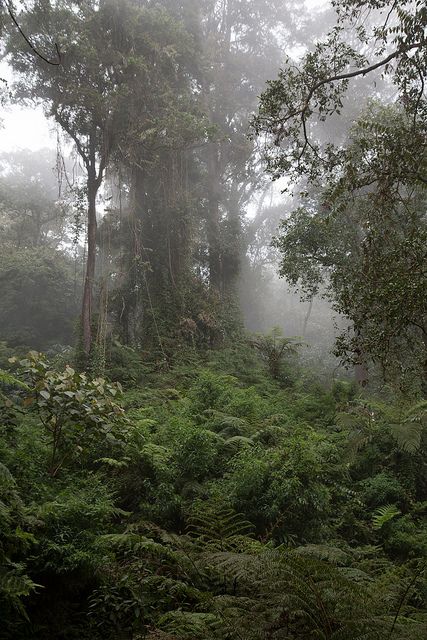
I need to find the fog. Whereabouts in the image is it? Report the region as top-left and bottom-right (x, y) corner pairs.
(2, 2), (427, 636)
(0, 0), (421, 385)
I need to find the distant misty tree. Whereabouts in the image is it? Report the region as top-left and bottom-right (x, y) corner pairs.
(0, 247), (79, 348)
(0, 149), (69, 249)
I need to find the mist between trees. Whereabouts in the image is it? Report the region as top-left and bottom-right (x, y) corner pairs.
(1, 1), (427, 639)
(0, 0), (346, 371)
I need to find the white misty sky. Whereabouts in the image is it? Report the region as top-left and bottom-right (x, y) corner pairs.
(0, 0), (329, 153)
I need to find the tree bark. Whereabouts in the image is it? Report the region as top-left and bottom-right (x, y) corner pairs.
(81, 173), (97, 356)
(302, 298), (313, 337)
(206, 142), (222, 291)
(421, 329), (427, 396)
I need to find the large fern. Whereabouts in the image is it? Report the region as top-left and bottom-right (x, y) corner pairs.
(203, 547), (424, 640)
(0, 563), (38, 617)
(187, 503), (253, 552)
(0, 464), (38, 620)
(390, 401), (427, 453)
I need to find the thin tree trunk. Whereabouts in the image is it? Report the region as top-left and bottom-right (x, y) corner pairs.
(302, 298), (313, 336)
(128, 167), (145, 346)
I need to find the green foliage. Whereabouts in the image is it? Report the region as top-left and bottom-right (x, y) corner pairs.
(187, 370), (236, 416)
(8, 351), (127, 476)
(206, 547), (426, 640)
(253, 0), (427, 391)
(0, 463), (38, 621)
(253, 1), (426, 183)
(1, 344), (427, 637)
(3, 0), (427, 637)
(222, 428), (338, 542)
(391, 401), (427, 453)
(104, 341), (148, 386)
(360, 474), (405, 509)
(0, 148), (72, 250)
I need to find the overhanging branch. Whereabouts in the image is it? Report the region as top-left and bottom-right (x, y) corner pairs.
(5, 0), (61, 66)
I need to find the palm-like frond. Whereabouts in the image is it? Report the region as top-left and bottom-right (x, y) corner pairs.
(372, 505), (401, 530)
(390, 401), (427, 453)
(187, 504), (253, 551)
(0, 369), (30, 391)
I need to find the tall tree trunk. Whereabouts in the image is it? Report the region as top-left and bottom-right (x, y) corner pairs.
(354, 362), (369, 387)
(127, 166), (145, 346)
(421, 329), (427, 396)
(353, 328), (369, 387)
(206, 142), (222, 291)
(222, 197), (242, 297)
(81, 173), (97, 357)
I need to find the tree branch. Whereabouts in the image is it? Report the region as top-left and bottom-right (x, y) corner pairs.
(302, 41), (425, 114)
(5, 0), (62, 66)
(55, 110), (89, 169)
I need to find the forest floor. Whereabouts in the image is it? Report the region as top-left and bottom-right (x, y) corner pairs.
(1, 343), (427, 638)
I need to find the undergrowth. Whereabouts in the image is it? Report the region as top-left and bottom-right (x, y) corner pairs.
(1, 345), (427, 638)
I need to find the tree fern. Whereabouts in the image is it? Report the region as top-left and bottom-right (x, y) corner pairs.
(157, 611), (220, 639)
(219, 435), (254, 453)
(0, 463), (38, 620)
(187, 503), (253, 551)
(0, 564), (38, 600)
(390, 421), (423, 453)
(98, 532), (183, 565)
(206, 548), (401, 639)
(204, 410), (248, 433)
(293, 543), (350, 565)
(390, 401), (427, 453)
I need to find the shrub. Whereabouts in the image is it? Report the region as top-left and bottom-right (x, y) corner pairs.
(8, 352), (128, 476)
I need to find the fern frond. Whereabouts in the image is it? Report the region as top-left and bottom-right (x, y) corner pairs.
(391, 422), (423, 453)
(0, 568), (37, 599)
(204, 410), (248, 435)
(98, 533), (182, 564)
(335, 412), (364, 429)
(403, 400), (427, 421)
(158, 611), (219, 638)
(372, 505), (401, 530)
(207, 548), (383, 639)
(0, 369), (30, 391)
(0, 462), (16, 489)
(221, 435), (254, 451)
(187, 505), (253, 551)
(390, 401), (427, 453)
(293, 543), (350, 565)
